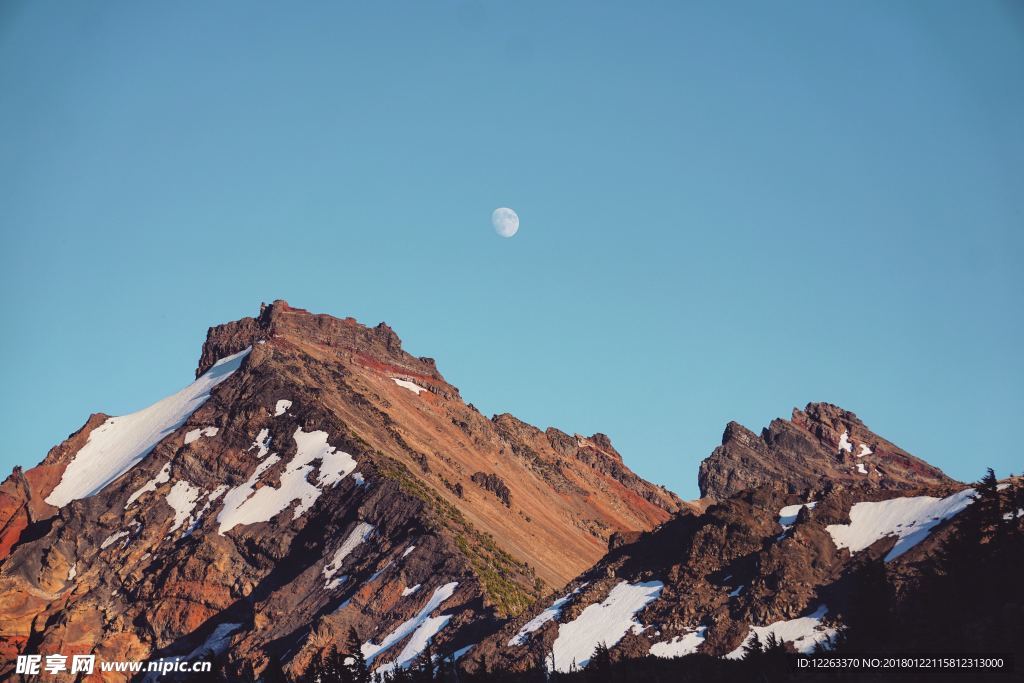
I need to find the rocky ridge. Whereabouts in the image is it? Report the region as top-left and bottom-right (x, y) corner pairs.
(472, 405), (970, 673)
(0, 301), (981, 682)
(0, 301), (681, 680)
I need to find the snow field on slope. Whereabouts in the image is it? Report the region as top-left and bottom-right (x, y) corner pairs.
(45, 348), (251, 507)
(125, 462), (171, 508)
(549, 580), (663, 672)
(184, 426), (218, 445)
(725, 605), (834, 658)
(217, 427), (357, 534)
(392, 378), (427, 395)
(649, 626), (707, 658)
(324, 522), (375, 589)
(508, 583), (589, 647)
(826, 488), (977, 562)
(165, 480), (202, 532)
(249, 428), (272, 458)
(362, 582), (460, 670)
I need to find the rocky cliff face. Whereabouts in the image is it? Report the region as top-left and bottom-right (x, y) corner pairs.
(0, 301), (681, 681)
(473, 484), (972, 673)
(473, 406), (971, 673)
(697, 402), (954, 501)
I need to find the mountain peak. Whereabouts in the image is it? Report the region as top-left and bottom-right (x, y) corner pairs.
(0, 302), (685, 678)
(195, 301), (434, 383)
(698, 402), (954, 499)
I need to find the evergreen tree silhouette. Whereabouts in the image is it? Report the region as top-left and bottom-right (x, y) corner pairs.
(1013, 481), (1024, 534)
(262, 653), (290, 683)
(742, 631), (763, 660)
(841, 559), (893, 650)
(343, 627), (371, 683)
(970, 467), (1003, 541)
(411, 641), (436, 682)
(585, 641), (612, 678)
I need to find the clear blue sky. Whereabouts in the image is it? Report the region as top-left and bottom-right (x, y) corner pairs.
(2, 1), (1022, 498)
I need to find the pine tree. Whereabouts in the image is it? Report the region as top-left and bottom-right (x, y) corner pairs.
(412, 642), (435, 683)
(763, 632), (784, 653)
(1012, 481), (1024, 535)
(742, 631), (763, 660)
(302, 651), (327, 683)
(322, 646), (347, 682)
(840, 559), (893, 650)
(585, 641), (612, 676)
(262, 653), (290, 683)
(343, 627), (371, 683)
(972, 468), (1003, 540)
(435, 654), (459, 683)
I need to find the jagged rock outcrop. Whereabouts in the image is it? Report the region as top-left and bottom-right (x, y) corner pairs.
(470, 472), (512, 508)
(697, 402), (954, 500)
(473, 405), (974, 674)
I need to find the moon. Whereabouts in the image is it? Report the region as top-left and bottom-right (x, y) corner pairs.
(492, 207), (519, 238)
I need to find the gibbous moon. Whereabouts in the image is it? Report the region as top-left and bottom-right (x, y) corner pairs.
(492, 207), (519, 238)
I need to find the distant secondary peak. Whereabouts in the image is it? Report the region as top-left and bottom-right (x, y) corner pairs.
(697, 402), (954, 500)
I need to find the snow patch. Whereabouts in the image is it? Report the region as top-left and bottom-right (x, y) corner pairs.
(193, 622), (241, 658)
(725, 605), (834, 658)
(184, 427), (218, 445)
(779, 502), (817, 530)
(857, 463), (868, 475)
(294, 428), (358, 487)
(216, 455), (280, 534)
(101, 530), (129, 550)
(826, 488), (978, 562)
(402, 545), (416, 558)
(650, 627), (707, 659)
(857, 444), (872, 458)
(352, 472), (365, 486)
(452, 644), (475, 661)
(46, 349), (250, 507)
(217, 428), (357, 534)
(249, 429), (272, 458)
(729, 585), (744, 597)
(838, 431), (853, 453)
(142, 622), (242, 682)
(165, 480), (202, 533)
(508, 583), (589, 647)
(368, 562), (392, 584)
(362, 582), (459, 670)
(186, 485), (228, 535)
(67, 563), (77, 581)
(274, 400), (292, 417)
(549, 580), (663, 672)
(324, 522), (375, 589)
(402, 584), (421, 597)
(392, 378), (427, 395)
(125, 462), (171, 508)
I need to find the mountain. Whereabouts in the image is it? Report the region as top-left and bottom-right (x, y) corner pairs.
(2, 301), (1011, 682)
(697, 402), (953, 500)
(0, 301), (680, 680)
(470, 405), (977, 674)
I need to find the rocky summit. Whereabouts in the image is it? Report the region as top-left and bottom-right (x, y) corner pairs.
(0, 301), (1010, 683)
(697, 402), (953, 501)
(0, 301), (681, 680)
